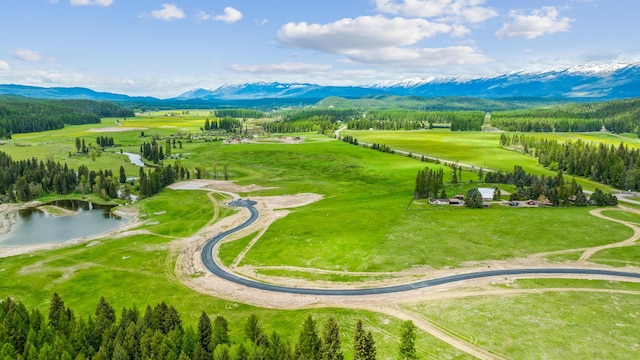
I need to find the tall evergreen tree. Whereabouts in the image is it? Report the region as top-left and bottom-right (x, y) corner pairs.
(212, 315), (230, 350)
(295, 315), (322, 360)
(198, 311), (212, 352)
(244, 314), (263, 345)
(266, 332), (287, 360)
(398, 321), (417, 360)
(118, 166), (127, 184)
(321, 317), (343, 360)
(48, 293), (65, 330)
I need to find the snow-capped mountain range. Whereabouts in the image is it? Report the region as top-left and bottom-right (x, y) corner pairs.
(1, 62), (639, 102)
(173, 62), (640, 101)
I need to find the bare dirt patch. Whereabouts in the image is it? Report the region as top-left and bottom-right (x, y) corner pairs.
(168, 179), (277, 194)
(87, 127), (147, 133)
(38, 205), (77, 217)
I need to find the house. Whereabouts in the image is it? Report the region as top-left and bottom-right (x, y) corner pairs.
(429, 199), (450, 205)
(478, 188), (495, 201)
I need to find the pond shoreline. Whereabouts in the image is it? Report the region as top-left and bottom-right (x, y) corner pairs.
(0, 201), (141, 259)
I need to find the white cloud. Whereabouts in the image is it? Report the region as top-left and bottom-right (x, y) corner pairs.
(150, 4), (185, 21)
(215, 7), (243, 23)
(69, 0), (113, 6)
(496, 6), (574, 39)
(344, 46), (489, 66)
(196, 7), (243, 23)
(229, 62), (332, 74)
(277, 15), (487, 67)
(14, 49), (43, 62)
(278, 16), (453, 53)
(0, 61), (9, 71)
(374, 0), (497, 23)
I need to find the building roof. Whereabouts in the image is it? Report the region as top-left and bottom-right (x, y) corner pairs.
(478, 188), (495, 200)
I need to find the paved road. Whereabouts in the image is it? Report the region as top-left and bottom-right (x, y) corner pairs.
(201, 200), (640, 296)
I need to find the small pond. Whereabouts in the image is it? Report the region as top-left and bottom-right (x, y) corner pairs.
(0, 200), (127, 247)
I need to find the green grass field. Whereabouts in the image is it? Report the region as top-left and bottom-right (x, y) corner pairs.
(2, 112), (640, 358)
(408, 289), (640, 359)
(341, 129), (613, 191)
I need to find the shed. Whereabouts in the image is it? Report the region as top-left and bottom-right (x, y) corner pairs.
(478, 188), (495, 201)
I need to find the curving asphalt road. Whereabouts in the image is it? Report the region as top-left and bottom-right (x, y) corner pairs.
(201, 200), (640, 296)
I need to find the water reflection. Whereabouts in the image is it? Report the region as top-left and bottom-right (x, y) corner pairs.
(0, 200), (126, 246)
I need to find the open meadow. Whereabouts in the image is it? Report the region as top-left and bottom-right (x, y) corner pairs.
(1, 111), (640, 358)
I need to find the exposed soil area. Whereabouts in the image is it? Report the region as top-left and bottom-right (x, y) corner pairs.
(87, 127), (147, 133)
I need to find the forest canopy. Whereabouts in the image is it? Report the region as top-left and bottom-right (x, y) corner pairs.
(0, 97), (134, 138)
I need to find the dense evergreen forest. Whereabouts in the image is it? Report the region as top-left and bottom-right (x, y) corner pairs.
(260, 96), (640, 134)
(345, 110), (484, 131)
(0, 294), (421, 360)
(502, 133), (640, 191)
(490, 97), (640, 134)
(0, 97), (134, 138)
(0, 148), (184, 203)
(203, 117), (243, 132)
(0, 150), (123, 202)
(317, 95), (564, 111)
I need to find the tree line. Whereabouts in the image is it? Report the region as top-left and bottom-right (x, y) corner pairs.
(345, 110), (484, 131)
(203, 118), (243, 132)
(213, 109), (264, 119)
(484, 166), (594, 206)
(414, 167), (445, 199)
(96, 136), (115, 148)
(490, 97), (640, 134)
(0, 151), (123, 202)
(0, 98), (133, 138)
(261, 117), (334, 134)
(141, 141), (166, 165)
(0, 294), (420, 360)
(501, 133), (640, 190)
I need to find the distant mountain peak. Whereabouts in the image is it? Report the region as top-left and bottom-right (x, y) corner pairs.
(1, 62), (639, 102)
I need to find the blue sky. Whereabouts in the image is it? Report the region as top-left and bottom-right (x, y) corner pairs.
(0, 0), (638, 97)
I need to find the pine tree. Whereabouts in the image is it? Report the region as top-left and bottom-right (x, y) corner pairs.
(295, 315), (322, 360)
(212, 315), (230, 350)
(363, 332), (376, 360)
(48, 293), (65, 329)
(119, 166), (127, 184)
(244, 314), (263, 345)
(198, 311), (212, 351)
(233, 343), (248, 360)
(465, 188), (483, 208)
(266, 332), (287, 360)
(321, 317), (343, 360)
(353, 320), (367, 360)
(398, 321), (417, 360)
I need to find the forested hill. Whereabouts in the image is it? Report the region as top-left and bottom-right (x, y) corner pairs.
(316, 95), (568, 111)
(0, 97), (134, 138)
(491, 97), (640, 133)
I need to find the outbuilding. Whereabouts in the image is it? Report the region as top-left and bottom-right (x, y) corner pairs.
(478, 188), (495, 201)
